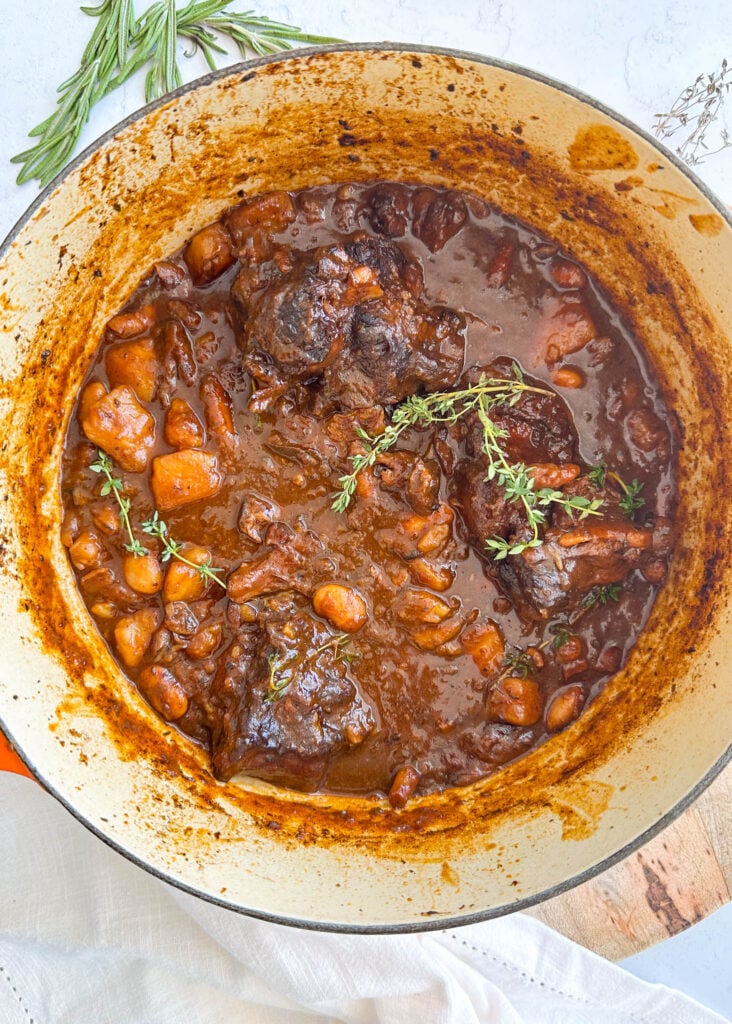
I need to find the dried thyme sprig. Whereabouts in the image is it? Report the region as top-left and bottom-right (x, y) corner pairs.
(653, 58), (731, 166)
(332, 370), (603, 559)
(89, 449), (148, 556)
(141, 510), (226, 588)
(11, 0), (342, 187)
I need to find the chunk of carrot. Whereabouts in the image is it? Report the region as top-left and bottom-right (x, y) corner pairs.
(150, 449), (221, 511)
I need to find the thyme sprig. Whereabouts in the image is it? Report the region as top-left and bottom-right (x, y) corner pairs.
(332, 371), (603, 559)
(265, 653), (289, 703)
(588, 461), (645, 518)
(89, 449), (147, 556)
(500, 582), (623, 678)
(141, 510), (226, 588)
(653, 58), (731, 167)
(265, 633), (359, 703)
(11, 0), (341, 187)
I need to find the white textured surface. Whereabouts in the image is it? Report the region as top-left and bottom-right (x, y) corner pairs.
(0, 1), (730, 1019)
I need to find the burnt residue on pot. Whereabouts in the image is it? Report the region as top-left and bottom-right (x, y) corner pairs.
(568, 124), (639, 172)
(689, 212), (724, 236)
(2, 49), (732, 914)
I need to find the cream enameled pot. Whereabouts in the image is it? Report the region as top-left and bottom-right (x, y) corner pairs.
(1, 46), (731, 930)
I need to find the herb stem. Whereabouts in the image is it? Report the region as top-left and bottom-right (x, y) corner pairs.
(11, 0), (343, 187)
(89, 449), (147, 556)
(332, 371), (603, 559)
(141, 511), (226, 588)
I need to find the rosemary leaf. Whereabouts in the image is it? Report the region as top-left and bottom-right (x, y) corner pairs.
(11, 0), (343, 188)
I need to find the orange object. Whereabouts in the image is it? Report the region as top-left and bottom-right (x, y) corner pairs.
(0, 730), (33, 778)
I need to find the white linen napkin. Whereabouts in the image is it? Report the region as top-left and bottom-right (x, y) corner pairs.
(1, 774), (727, 1024)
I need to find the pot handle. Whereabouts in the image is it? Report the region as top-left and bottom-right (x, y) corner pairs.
(0, 730), (34, 779)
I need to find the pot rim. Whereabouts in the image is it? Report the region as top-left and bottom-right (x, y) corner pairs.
(2, 42), (731, 934)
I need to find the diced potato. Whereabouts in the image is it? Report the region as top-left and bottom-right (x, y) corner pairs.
(164, 398), (205, 449)
(411, 616), (465, 651)
(106, 304), (154, 337)
(79, 381), (107, 422)
(408, 558), (454, 591)
(551, 366), (586, 389)
(462, 620), (505, 675)
(224, 191), (296, 245)
(528, 463), (581, 490)
(105, 336), (159, 402)
(395, 589), (452, 626)
(200, 374), (236, 442)
(122, 551), (163, 595)
(388, 765), (420, 808)
(487, 676), (543, 726)
(91, 504), (120, 535)
(150, 449), (221, 511)
(60, 511), (79, 548)
(113, 607), (160, 668)
(162, 545), (212, 603)
(537, 298), (597, 365)
(137, 664), (189, 721)
(546, 684), (585, 732)
(80, 385), (156, 473)
(68, 530), (106, 571)
(183, 223), (234, 285)
(312, 584), (367, 633)
(187, 622), (223, 661)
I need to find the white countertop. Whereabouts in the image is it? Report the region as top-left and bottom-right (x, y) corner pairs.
(1, 1), (730, 1018)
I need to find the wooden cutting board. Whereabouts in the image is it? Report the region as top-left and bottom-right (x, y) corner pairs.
(527, 762), (732, 959)
(1, 729), (729, 957)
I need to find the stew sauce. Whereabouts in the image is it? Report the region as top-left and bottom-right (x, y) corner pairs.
(60, 182), (676, 806)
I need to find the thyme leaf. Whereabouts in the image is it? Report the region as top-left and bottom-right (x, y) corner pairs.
(265, 653), (290, 703)
(501, 649), (535, 679)
(653, 58), (731, 166)
(331, 371), (603, 559)
(89, 448), (147, 556)
(141, 510), (226, 588)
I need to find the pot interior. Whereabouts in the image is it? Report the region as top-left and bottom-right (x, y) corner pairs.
(1, 46), (731, 929)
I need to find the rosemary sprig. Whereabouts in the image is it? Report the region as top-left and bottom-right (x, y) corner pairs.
(12, 0), (136, 187)
(89, 449), (148, 556)
(331, 371), (602, 559)
(141, 510), (226, 588)
(653, 58), (731, 166)
(12, 0), (342, 187)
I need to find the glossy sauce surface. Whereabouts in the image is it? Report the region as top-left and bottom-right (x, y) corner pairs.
(60, 182), (676, 805)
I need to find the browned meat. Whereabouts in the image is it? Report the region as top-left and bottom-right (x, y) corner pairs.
(232, 235), (465, 410)
(412, 188), (468, 253)
(227, 521), (325, 603)
(450, 363), (580, 557)
(483, 476), (658, 617)
(364, 183), (410, 238)
(209, 616), (374, 787)
(371, 451), (441, 515)
(237, 493), (281, 545)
